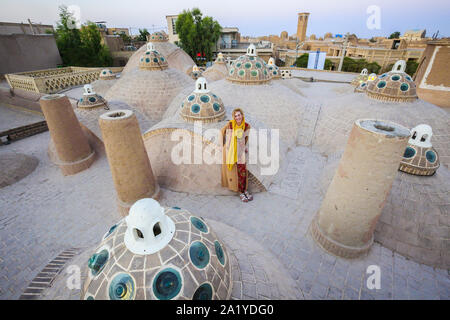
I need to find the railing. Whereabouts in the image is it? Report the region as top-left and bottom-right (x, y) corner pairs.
(6, 67), (101, 94)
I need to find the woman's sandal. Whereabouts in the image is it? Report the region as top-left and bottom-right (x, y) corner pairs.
(240, 193), (248, 202)
(244, 191), (253, 201)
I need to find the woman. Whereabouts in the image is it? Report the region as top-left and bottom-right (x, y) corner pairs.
(221, 108), (253, 202)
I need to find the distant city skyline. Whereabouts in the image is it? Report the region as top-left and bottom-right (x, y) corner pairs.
(1, 0), (449, 39)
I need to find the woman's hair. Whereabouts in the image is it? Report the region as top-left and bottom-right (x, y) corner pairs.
(232, 108), (244, 120)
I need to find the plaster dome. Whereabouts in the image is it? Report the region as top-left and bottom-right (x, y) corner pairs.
(350, 68), (368, 87)
(227, 44), (272, 85)
(202, 53), (229, 82)
(399, 124), (440, 176)
(122, 37), (195, 75)
(90, 69), (118, 96)
(81, 198), (232, 300)
(105, 45), (193, 121)
(366, 60), (418, 102)
(99, 69), (116, 80)
(267, 57), (281, 79)
(180, 77), (225, 123)
(189, 65), (202, 80)
(354, 81), (368, 93)
(77, 84), (108, 109)
(138, 43), (169, 70)
(147, 31), (168, 42)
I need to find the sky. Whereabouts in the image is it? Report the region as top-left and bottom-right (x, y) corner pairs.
(1, 0), (449, 38)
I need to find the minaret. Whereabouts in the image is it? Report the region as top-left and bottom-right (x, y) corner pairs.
(297, 13), (310, 42)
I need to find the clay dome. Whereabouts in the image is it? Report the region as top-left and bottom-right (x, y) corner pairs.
(99, 69), (116, 80)
(366, 60), (418, 102)
(90, 70), (118, 96)
(105, 46), (193, 121)
(267, 57), (281, 79)
(81, 198), (232, 300)
(138, 43), (169, 70)
(399, 124), (440, 176)
(350, 69), (368, 87)
(214, 52), (226, 64)
(227, 44), (272, 85)
(354, 81), (368, 93)
(202, 53), (229, 82)
(147, 31), (168, 42)
(180, 78), (225, 123)
(189, 65), (202, 80)
(78, 84), (108, 109)
(122, 40), (195, 75)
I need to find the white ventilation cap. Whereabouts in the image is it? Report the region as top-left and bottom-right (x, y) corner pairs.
(409, 124), (433, 148)
(194, 77), (209, 93)
(124, 198), (175, 255)
(83, 84), (96, 95)
(146, 42), (156, 52)
(392, 60), (406, 73)
(246, 43), (257, 56)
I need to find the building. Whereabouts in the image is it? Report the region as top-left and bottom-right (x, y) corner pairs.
(296, 13), (310, 42)
(401, 29), (426, 41)
(166, 15), (179, 43)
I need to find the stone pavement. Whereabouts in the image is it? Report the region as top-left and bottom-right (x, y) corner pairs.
(0, 128), (449, 300)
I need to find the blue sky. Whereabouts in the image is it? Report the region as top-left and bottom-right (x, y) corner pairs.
(1, 0), (449, 38)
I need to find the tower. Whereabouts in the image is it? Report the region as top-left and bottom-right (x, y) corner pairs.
(296, 12), (310, 42)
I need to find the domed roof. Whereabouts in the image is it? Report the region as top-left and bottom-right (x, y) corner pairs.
(99, 69), (116, 80)
(202, 54), (229, 82)
(350, 69), (368, 87)
(399, 124), (440, 176)
(267, 57), (281, 79)
(105, 50), (193, 120)
(180, 78), (225, 123)
(78, 84), (108, 109)
(214, 52), (226, 64)
(81, 199), (232, 300)
(366, 60), (418, 102)
(354, 81), (368, 93)
(122, 42), (195, 75)
(227, 44), (272, 85)
(189, 65), (202, 80)
(147, 31), (168, 42)
(139, 43), (169, 70)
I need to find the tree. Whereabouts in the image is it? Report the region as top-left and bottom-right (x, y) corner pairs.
(294, 53), (333, 70)
(119, 32), (132, 44)
(342, 57), (381, 74)
(53, 5), (112, 67)
(136, 28), (149, 42)
(389, 31), (401, 39)
(175, 8), (221, 64)
(384, 60), (419, 76)
(79, 23), (112, 67)
(369, 37), (377, 43)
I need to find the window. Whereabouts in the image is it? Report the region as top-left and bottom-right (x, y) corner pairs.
(172, 18), (177, 35)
